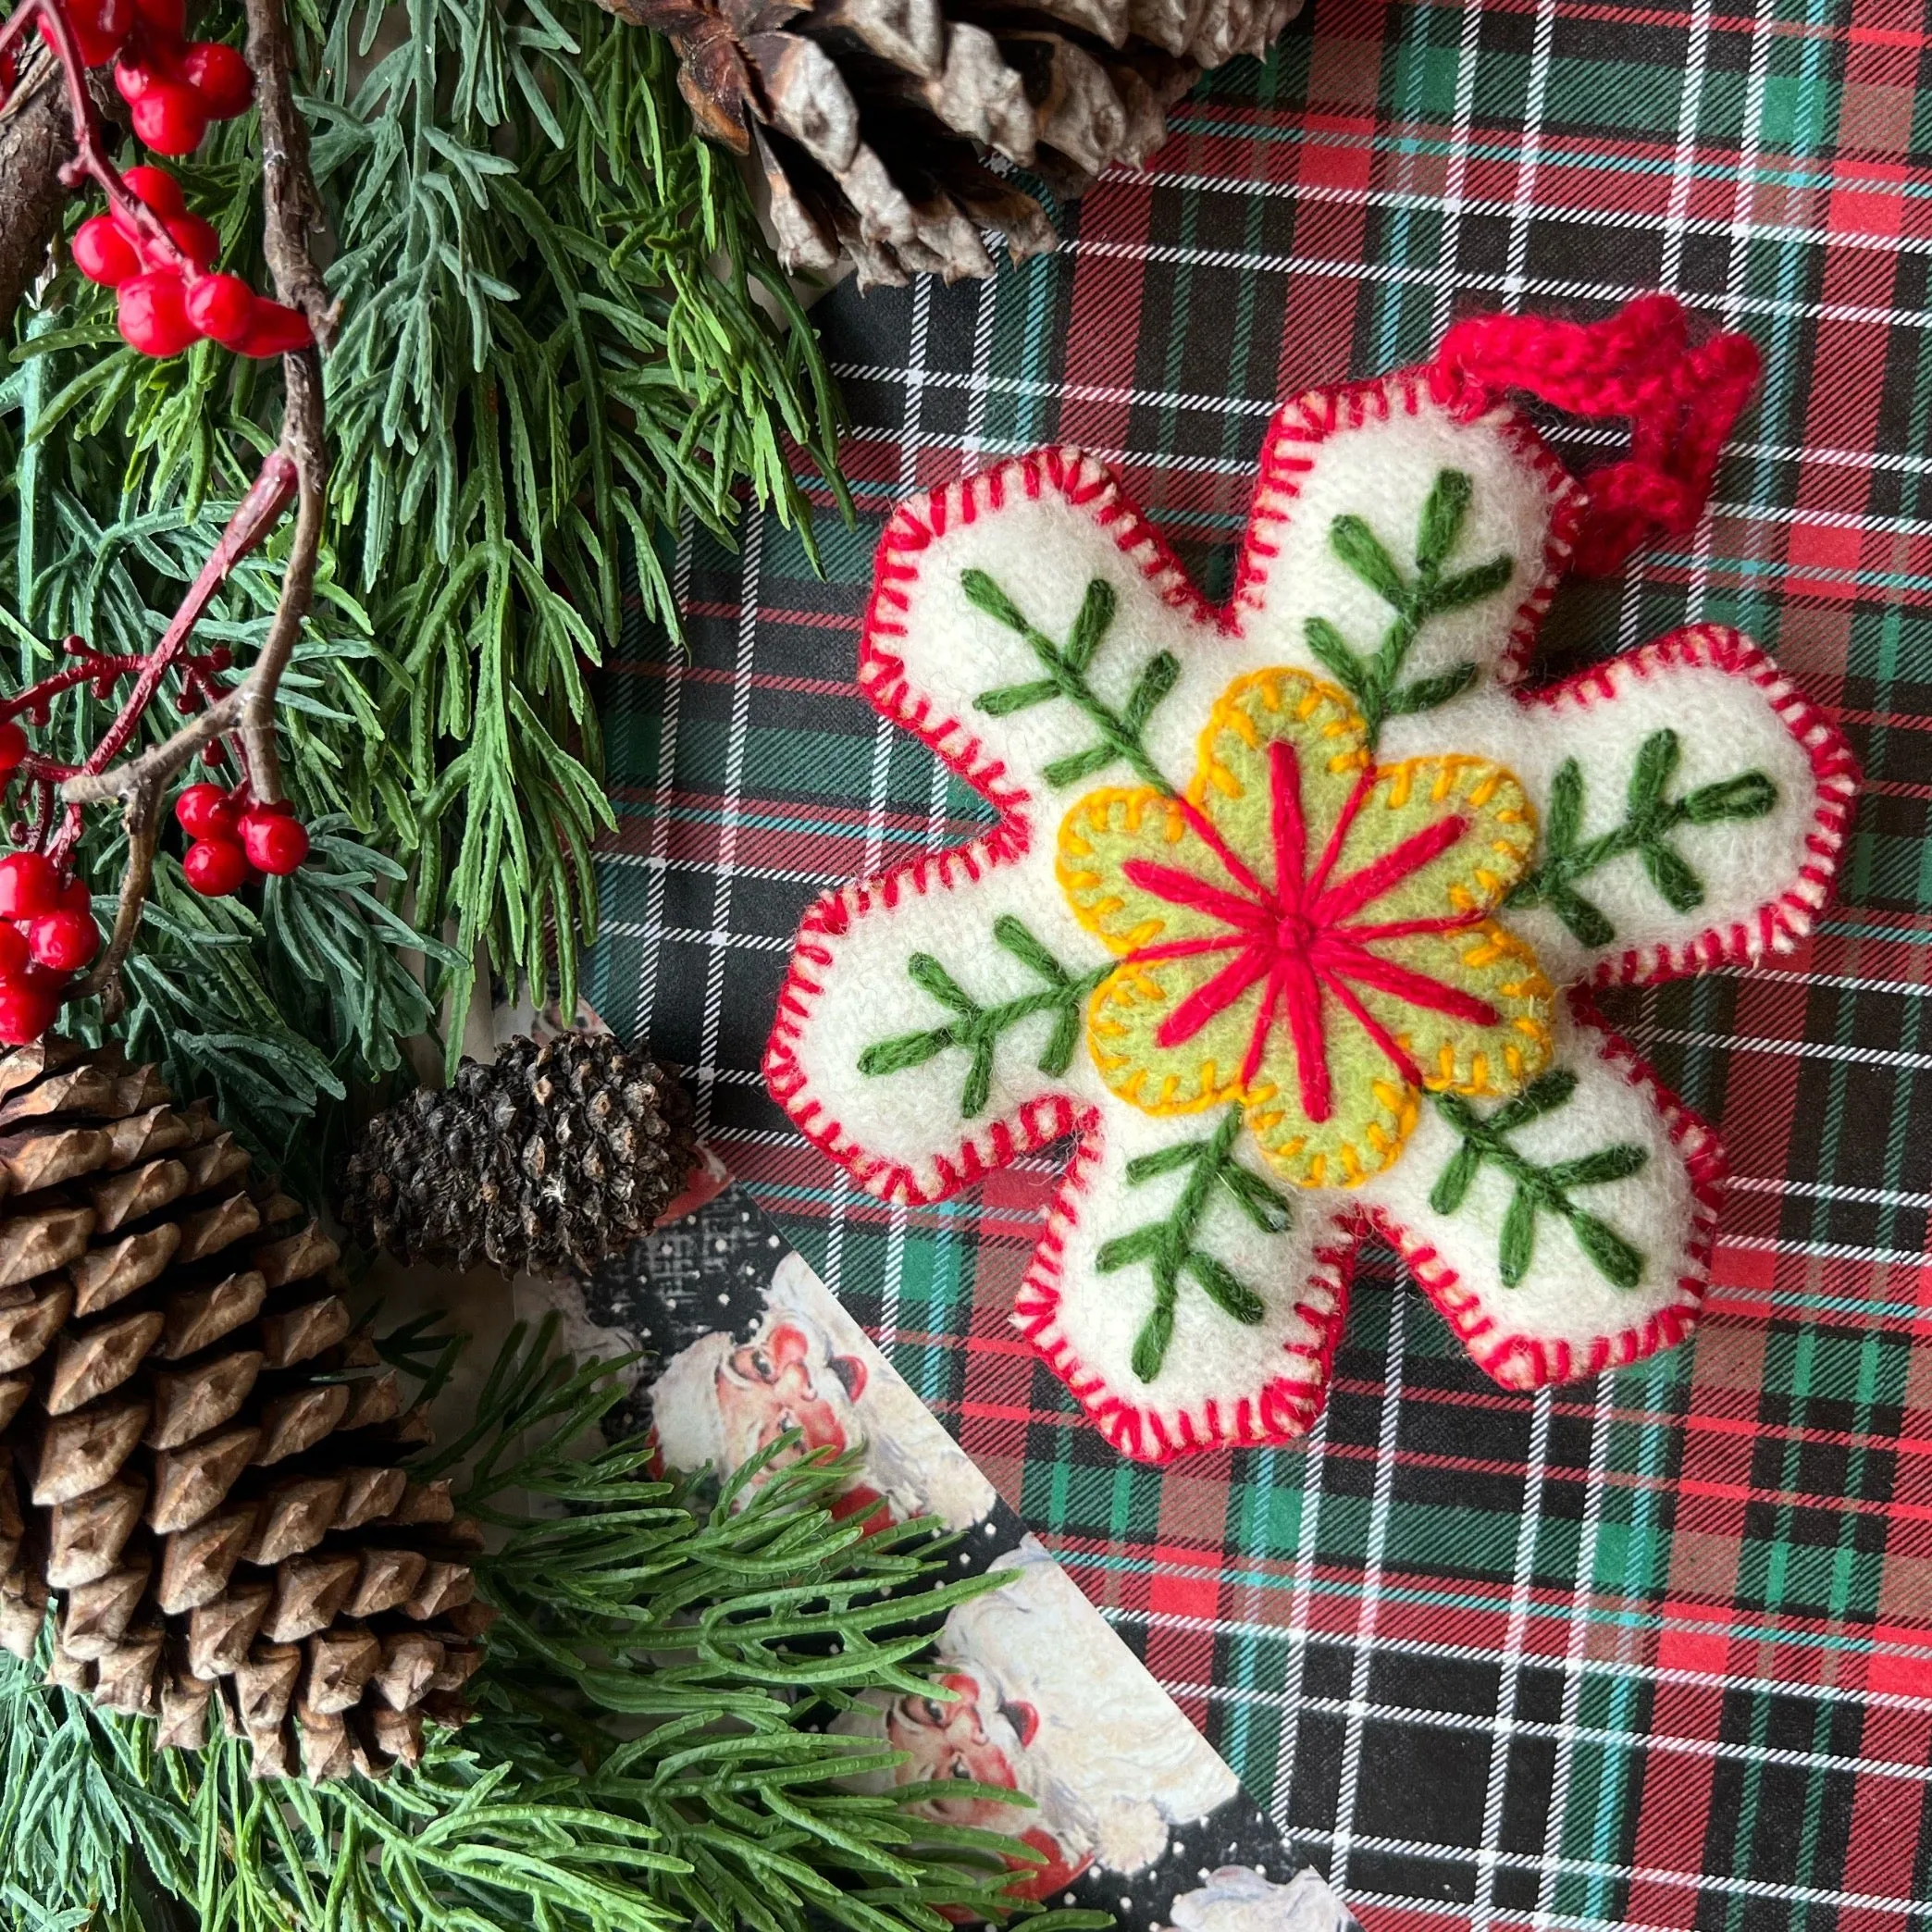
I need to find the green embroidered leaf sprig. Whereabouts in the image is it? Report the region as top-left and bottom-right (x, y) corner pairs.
(1507, 727), (1778, 947)
(1302, 467), (1514, 747)
(966, 572), (1179, 793)
(1430, 1073), (1649, 1290)
(1096, 1107), (1293, 1381)
(858, 916), (1111, 1117)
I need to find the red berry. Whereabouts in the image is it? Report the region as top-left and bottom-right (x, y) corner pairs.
(0, 723), (25, 774)
(181, 41), (251, 118)
(56, 877), (93, 914)
(0, 927), (28, 979)
(44, 0), (130, 68)
(28, 910), (98, 973)
(0, 852), (59, 920)
(130, 80), (207, 155)
(234, 298), (313, 359)
(185, 273), (254, 346)
(118, 271), (198, 357)
(174, 781), (236, 838)
(0, 977), (59, 1046)
(71, 214), (142, 287)
(164, 214), (219, 270)
(46, 15), (111, 65)
(183, 836), (247, 896)
(88, 0), (135, 42)
(121, 164), (185, 217)
(239, 807), (308, 875)
(112, 55), (156, 104)
(133, 0), (184, 29)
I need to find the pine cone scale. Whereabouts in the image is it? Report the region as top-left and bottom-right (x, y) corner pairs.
(153, 1426), (260, 1532)
(0, 1207), (93, 1288)
(72, 1227), (181, 1317)
(39, 1397), (147, 1503)
(0, 1281), (69, 1369)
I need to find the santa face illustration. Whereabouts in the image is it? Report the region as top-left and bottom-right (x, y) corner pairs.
(881, 1670), (1090, 1901)
(886, 1672), (1038, 1827)
(712, 1318), (867, 1466)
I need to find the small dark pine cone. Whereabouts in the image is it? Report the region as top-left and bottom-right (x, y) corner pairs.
(339, 1034), (697, 1280)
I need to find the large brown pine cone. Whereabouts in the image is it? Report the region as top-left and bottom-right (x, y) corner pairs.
(338, 1032), (697, 1280)
(0, 1038), (485, 1782)
(603, 0), (1303, 285)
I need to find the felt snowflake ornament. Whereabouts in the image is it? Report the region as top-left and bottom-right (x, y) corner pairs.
(765, 300), (1859, 1462)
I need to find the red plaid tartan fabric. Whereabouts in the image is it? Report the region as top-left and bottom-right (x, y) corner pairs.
(588, 4), (1932, 1926)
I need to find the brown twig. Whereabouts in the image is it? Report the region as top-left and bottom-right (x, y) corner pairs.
(86, 802), (158, 1018)
(57, 454), (298, 818)
(244, 0), (335, 350)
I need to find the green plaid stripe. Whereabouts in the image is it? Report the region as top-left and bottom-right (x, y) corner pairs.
(588, 1), (1932, 1924)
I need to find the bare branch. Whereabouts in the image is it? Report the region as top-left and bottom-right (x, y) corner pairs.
(238, 351), (325, 802)
(58, 453), (299, 815)
(75, 799), (157, 1018)
(244, 0), (336, 348)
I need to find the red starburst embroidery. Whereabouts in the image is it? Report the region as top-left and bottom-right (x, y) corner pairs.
(1121, 745), (1499, 1121)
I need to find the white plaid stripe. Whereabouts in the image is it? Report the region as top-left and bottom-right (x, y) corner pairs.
(1327, 1298), (1408, 1898)
(625, 512), (696, 1046)
(1265, 1403), (1333, 1848)
(1536, 1373), (1616, 1931)
(688, 509), (762, 1144)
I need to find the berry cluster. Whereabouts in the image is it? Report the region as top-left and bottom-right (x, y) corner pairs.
(0, 853), (96, 1045)
(43, 0), (248, 151)
(176, 782), (309, 897)
(75, 165), (310, 359)
(0, 719), (101, 1042)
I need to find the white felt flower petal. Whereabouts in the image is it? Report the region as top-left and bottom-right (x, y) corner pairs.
(767, 829), (1113, 1204)
(861, 450), (1236, 824)
(1356, 993), (1725, 1389)
(1013, 1099), (1358, 1461)
(1230, 370), (1584, 699)
(1388, 627), (1861, 987)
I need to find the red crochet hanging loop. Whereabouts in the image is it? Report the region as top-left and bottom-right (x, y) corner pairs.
(1434, 293), (1762, 577)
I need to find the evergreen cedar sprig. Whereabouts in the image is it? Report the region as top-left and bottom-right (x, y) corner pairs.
(1096, 1106), (1293, 1381)
(1301, 467), (1513, 747)
(4, 0), (848, 1153)
(0, 0), (326, 1027)
(306, 0), (847, 1059)
(0, 1318), (1113, 1932)
(859, 914), (1111, 1117)
(1505, 726), (1777, 947)
(1430, 1071), (1648, 1290)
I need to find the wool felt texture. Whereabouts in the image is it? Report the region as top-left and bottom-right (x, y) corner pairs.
(764, 306), (1860, 1463)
